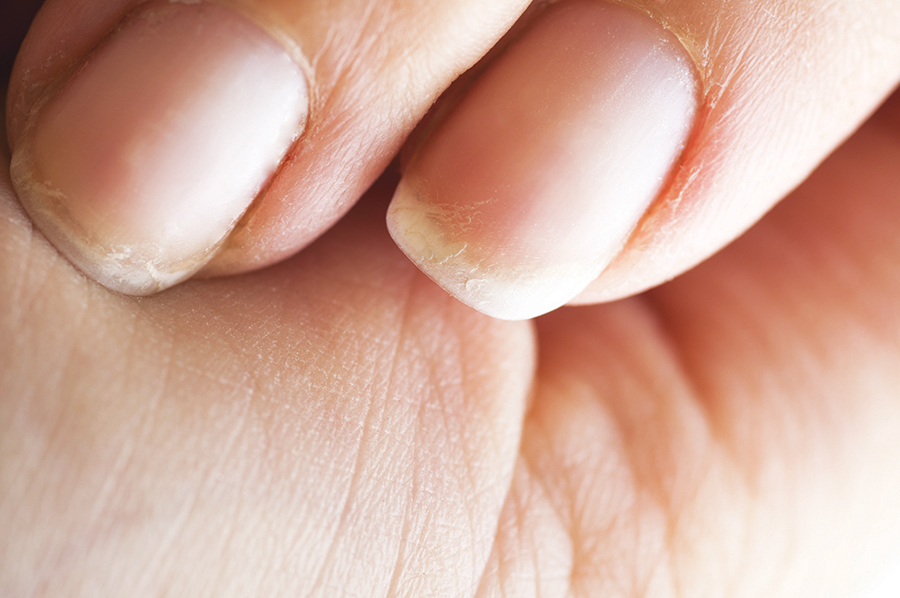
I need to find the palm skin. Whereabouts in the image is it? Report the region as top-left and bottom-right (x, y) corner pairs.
(2, 25), (900, 593)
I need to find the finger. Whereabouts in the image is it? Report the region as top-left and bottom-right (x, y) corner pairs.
(0, 165), (537, 593)
(6, 0), (530, 294)
(387, 0), (900, 319)
(475, 94), (900, 595)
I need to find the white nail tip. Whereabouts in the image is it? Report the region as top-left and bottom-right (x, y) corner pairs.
(387, 180), (599, 320)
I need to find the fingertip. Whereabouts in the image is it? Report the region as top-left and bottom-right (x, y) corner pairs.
(10, 1), (308, 294)
(387, 178), (599, 321)
(388, 0), (700, 319)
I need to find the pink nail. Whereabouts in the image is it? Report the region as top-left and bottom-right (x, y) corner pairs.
(388, 0), (700, 319)
(11, 1), (308, 294)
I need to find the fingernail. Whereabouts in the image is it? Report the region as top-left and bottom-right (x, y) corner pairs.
(10, 0), (308, 295)
(387, 0), (699, 320)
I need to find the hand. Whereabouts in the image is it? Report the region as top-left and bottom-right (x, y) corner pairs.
(6, 0), (900, 318)
(4, 0), (900, 596)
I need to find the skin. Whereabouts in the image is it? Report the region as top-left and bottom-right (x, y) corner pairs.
(4, 2), (900, 597)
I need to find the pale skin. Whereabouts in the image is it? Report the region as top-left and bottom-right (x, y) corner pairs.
(4, 0), (900, 596)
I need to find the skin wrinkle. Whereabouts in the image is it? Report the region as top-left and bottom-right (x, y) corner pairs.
(382, 356), (429, 598)
(521, 463), (573, 598)
(188, 355), (262, 592)
(82, 312), (144, 532)
(0, 192), (36, 327)
(306, 275), (414, 598)
(433, 313), (487, 590)
(124, 326), (209, 594)
(30, 287), (92, 456)
(478, 447), (573, 597)
(50, 314), (135, 593)
(438, 319), (485, 589)
(316, 0), (384, 101)
(519, 408), (598, 597)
